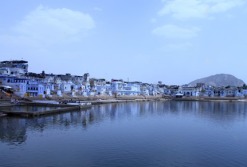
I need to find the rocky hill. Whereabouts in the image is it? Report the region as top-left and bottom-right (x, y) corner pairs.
(188, 74), (245, 87)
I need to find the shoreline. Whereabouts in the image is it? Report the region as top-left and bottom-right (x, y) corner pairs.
(1, 96), (247, 118)
(2, 95), (247, 106)
(171, 96), (247, 102)
(2, 95), (247, 105)
(24, 95), (247, 102)
(24, 95), (164, 103)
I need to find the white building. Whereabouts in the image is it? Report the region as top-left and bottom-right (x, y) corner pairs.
(60, 81), (73, 93)
(111, 79), (141, 96)
(0, 60), (28, 76)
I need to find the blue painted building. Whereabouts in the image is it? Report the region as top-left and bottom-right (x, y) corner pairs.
(26, 80), (45, 97)
(0, 75), (29, 97)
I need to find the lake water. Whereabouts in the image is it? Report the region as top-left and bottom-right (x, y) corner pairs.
(3, 105), (62, 112)
(1, 101), (247, 167)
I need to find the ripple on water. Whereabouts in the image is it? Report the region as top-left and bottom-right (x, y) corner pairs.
(1, 101), (247, 167)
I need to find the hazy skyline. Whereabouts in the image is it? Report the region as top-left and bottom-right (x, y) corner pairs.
(1, 0), (247, 85)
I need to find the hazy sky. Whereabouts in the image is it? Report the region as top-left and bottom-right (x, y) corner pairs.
(1, 0), (247, 85)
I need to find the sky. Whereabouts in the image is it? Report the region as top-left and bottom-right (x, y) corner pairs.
(0, 0), (247, 85)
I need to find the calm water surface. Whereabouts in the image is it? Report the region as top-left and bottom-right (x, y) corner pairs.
(1, 101), (247, 167)
(6, 106), (62, 112)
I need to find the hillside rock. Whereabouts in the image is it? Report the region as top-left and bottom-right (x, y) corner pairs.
(188, 74), (245, 87)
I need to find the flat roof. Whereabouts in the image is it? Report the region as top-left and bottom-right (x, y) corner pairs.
(0, 60), (28, 64)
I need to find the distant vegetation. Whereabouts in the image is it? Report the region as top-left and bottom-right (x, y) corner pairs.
(189, 74), (245, 87)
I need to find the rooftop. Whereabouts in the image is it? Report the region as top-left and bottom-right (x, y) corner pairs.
(0, 60), (28, 64)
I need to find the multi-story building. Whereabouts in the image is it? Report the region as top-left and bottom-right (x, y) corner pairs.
(0, 60), (28, 76)
(111, 79), (141, 96)
(0, 75), (29, 97)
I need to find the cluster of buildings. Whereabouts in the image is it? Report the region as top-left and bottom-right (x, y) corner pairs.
(171, 84), (247, 98)
(0, 60), (247, 98)
(0, 60), (160, 98)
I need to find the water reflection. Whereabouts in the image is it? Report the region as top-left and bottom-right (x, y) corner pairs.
(6, 105), (62, 112)
(0, 118), (27, 145)
(1, 101), (247, 145)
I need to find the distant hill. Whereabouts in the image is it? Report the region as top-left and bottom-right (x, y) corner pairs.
(188, 74), (245, 87)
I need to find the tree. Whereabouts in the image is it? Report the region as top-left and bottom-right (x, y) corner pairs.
(41, 71), (45, 78)
(243, 84), (247, 89)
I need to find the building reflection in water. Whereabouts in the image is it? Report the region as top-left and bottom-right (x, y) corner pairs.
(0, 117), (27, 145)
(1, 101), (247, 145)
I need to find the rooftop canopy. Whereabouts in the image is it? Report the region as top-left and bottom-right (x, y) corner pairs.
(0, 85), (13, 89)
